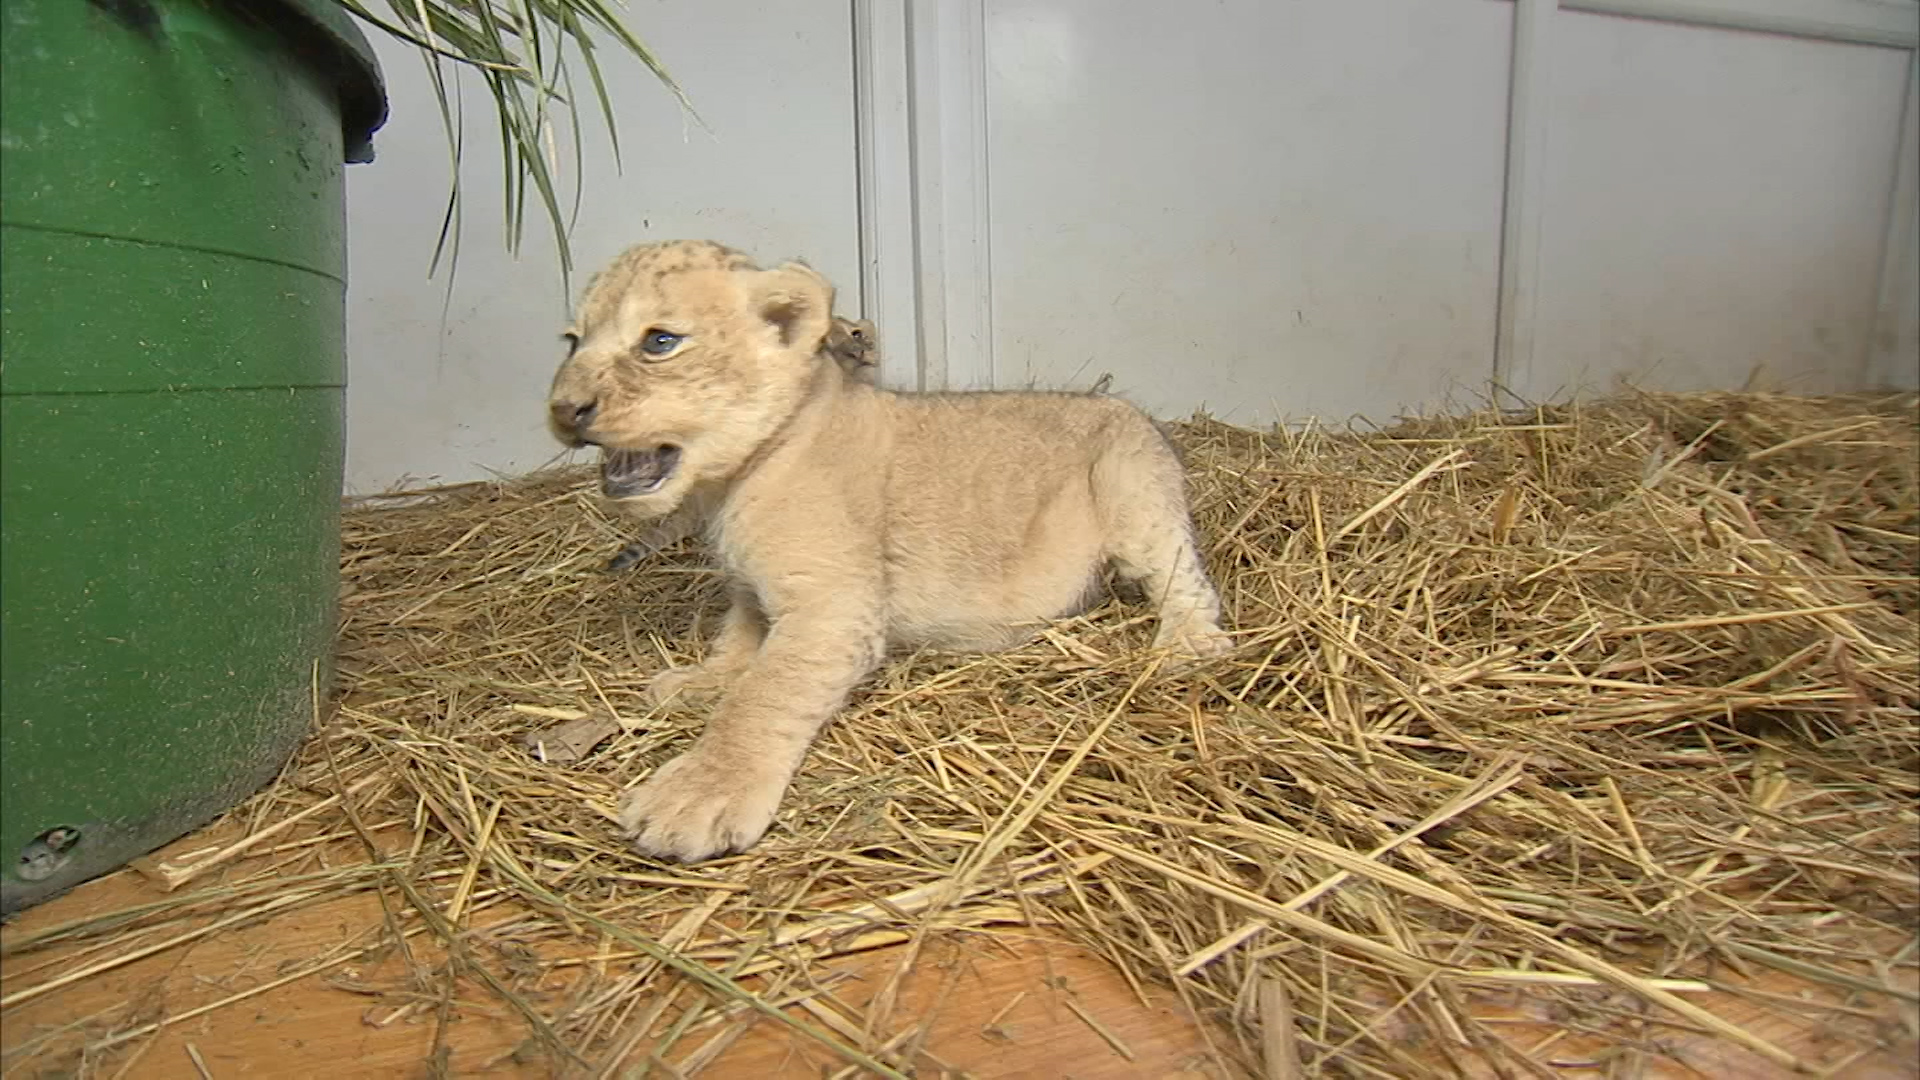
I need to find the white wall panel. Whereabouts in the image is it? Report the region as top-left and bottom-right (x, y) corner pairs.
(342, 0), (1916, 485)
(981, 0), (1515, 425)
(1524, 10), (1911, 399)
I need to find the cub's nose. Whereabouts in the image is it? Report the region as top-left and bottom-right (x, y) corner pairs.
(549, 397), (599, 441)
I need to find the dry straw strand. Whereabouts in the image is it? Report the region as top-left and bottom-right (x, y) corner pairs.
(4, 389), (1914, 1080)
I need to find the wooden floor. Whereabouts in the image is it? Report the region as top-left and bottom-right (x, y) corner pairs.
(4, 825), (1916, 1079)
(3, 853), (1219, 1079)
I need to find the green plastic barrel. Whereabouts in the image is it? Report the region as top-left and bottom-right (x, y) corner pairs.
(1, 0), (386, 913)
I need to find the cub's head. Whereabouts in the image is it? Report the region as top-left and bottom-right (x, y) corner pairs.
(546, 240), (835, 511)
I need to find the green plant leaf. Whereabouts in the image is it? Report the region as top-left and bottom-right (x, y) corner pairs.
(322, 0), (697, 293)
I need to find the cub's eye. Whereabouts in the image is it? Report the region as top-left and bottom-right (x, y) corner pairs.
(561, 332), (580, 358)
(639, 329), (684, 358)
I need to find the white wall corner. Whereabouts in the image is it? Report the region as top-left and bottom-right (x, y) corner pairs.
(1868, 50), (1920, 390)
(903, 0), (996, 391)
(852, 0), (923, 389)
(1494, 0), (1558, 398)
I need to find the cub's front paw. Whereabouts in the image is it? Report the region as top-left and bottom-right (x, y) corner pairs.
(617, 751), (788, 863)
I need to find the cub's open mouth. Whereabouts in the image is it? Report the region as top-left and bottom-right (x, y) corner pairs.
(601, 445), (681, 499)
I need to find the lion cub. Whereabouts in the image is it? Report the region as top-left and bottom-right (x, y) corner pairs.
(604, 315), (879, 572)
(547, 240), (1231, 863)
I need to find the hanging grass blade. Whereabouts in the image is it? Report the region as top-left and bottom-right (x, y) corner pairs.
(329, 0), (527, 71)
(556, 8), (626, 173)
(323, 0), (697, 286)
(566, 0), (705, 130)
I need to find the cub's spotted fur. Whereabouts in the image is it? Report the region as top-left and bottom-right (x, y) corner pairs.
(548, 240), (1231, 862)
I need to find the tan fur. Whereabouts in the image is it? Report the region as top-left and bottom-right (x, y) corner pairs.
(605, 314), (881, 571)
(548, 240), (1231, 863)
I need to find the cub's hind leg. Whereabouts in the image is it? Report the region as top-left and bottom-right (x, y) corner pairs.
(1090, 419), (1232, 660)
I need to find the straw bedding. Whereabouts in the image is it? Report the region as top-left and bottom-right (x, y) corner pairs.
(9, 389), (1919, 1077)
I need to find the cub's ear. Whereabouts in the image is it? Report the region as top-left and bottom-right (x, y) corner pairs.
(749, 260), (834, 352)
